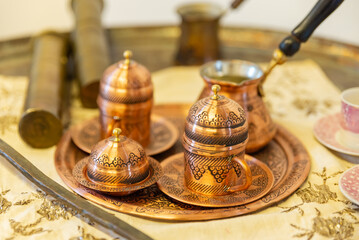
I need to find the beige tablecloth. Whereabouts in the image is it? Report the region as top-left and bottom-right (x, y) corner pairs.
(0, 60), (358, 240)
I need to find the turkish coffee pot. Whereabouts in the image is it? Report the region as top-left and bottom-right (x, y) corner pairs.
(198, 0), (343, 152)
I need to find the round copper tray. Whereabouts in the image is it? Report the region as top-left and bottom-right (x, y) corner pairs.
(157, 153), (274, 208)
(71, 114), (179, 156)
(55, 104), (311, 221)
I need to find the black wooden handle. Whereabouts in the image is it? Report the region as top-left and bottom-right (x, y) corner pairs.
(279, 0), (344, 56)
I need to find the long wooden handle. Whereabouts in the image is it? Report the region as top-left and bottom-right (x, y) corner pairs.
(279, 0), (344, 56)
(0, 138), (152, 240)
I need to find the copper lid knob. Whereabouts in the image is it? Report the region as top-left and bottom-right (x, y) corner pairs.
(123, 50), (132, 66)
(183, 84), (248, 150)
(86, 127), (151, 186)
(211, 84), (221, 100)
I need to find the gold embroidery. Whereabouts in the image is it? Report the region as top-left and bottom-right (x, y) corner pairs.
(2, 189), (10, 195)
(312, 168), (344, 184)
(8, 218), (50, 236)
(0, 115), (18, 134)
(296, 181), (337, 204)
(14, 199), (34, 206)
(69, 226), (107, 240)
(334, 207), (359, 223)
(280, 168), (345, 215)
(292, 98), (319, 116)
(292, 208), (355, 240)
(279, 203), (304, 216)
(291, 98), (336, 116)
(31, 189), (76, 220)
(0, 78), (22, 134)
(33, 189), (47, 199)
(0, 190), (12, 214)
(37, 198), (75, 221)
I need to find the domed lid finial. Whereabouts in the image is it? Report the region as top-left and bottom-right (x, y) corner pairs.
(211, 84), (221, 100)
(123, 50), (133, 66)
(112, 128), (122, 142)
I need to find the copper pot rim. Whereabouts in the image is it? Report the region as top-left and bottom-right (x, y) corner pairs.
(70, 0), (104, 11)
(73, 156), (163, 193)
(176, 2), (225, 21)
(200, 59), (264, 88)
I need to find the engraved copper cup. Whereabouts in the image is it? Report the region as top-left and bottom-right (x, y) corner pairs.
(183, 85), (252, 196)
(97, 50), (153, 147)
(198, 60), (276, 153)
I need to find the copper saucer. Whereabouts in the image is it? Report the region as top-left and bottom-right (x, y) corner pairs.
(71, 114), (179, 155)
(157, 153), (274, 207)
(73, 157), (162, 196)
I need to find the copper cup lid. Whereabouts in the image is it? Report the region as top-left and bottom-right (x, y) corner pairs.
(98, 50), (153, 107)
(72, 128), (163, 196)
(86, 128), (151, 186)
(183, 85), (248, 150)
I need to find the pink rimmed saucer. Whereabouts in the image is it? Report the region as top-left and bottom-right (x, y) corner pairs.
(339, 165), (359, 205)
(313, 113), (359, 156)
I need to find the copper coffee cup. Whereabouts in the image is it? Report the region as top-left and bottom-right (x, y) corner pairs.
(97, 50), (153, 147)
(183, 85), (252, 196)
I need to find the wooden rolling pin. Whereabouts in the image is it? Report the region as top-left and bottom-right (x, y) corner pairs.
(71, 0), (111, 108)
(19, 31), (68, 148)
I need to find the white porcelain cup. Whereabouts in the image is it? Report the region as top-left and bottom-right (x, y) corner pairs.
(339, 87), (359, 150)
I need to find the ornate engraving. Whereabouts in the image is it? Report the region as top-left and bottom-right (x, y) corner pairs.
(91, 149), (145, 168)
(253, 141), (287, 185)
(158, 153), (273, 207)
(99, 90), (152, 104)
(87, 166), (149, 185)
(184, 150), (243, 183)
(184, 127), (248, 146)
(187, 104), (245, 129)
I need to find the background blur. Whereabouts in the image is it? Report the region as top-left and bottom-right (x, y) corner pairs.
(0, 0), (358, 45)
